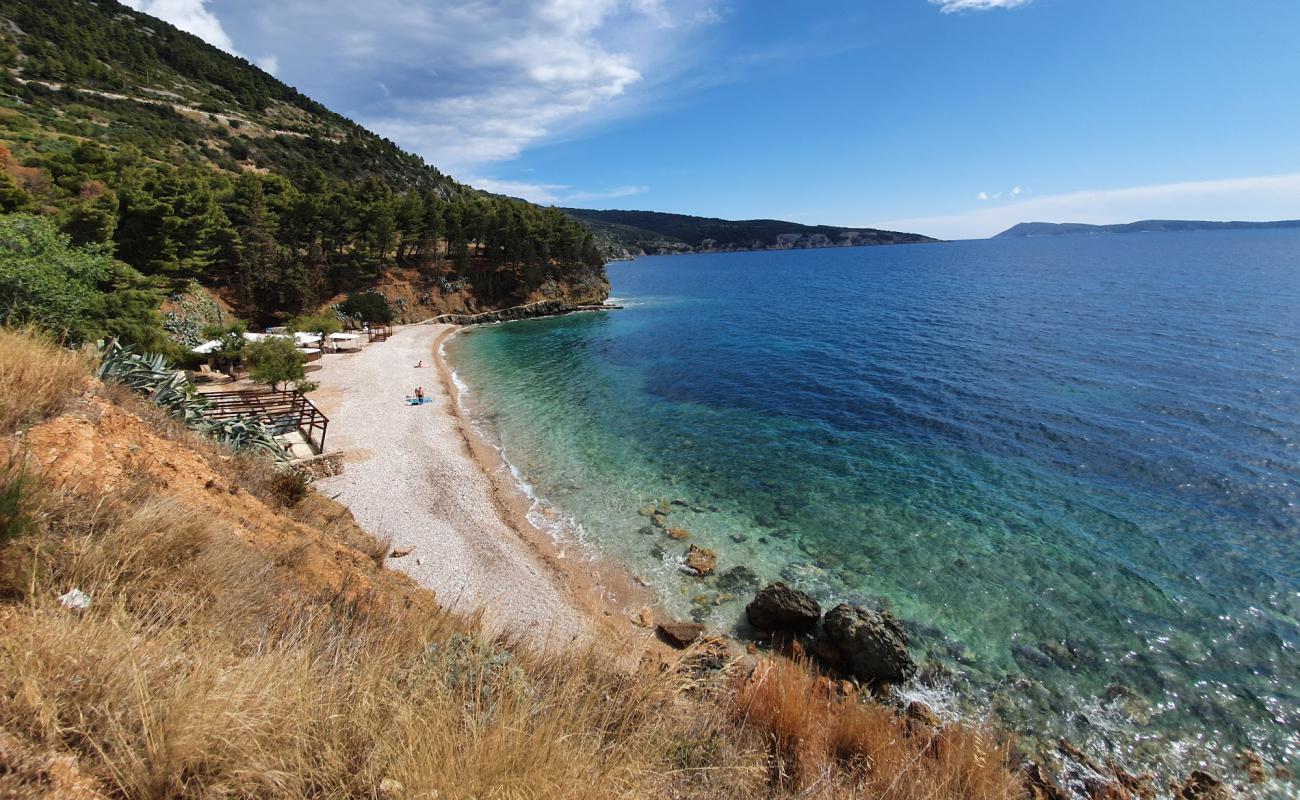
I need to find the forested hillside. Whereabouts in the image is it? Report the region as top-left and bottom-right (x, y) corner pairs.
(0, 0), (607, 352)
(562, 207), (938, 257)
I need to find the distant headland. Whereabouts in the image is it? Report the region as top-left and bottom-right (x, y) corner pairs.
(995, 219), (1300, 238)
(561, 207), (939, 258)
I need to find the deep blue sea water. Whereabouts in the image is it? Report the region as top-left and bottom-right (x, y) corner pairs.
(446, 230), (1300, 787)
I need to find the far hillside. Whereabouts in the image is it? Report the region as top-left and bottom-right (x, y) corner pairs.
(996, 219), (1300, 238)
(561, 207), (938, 258)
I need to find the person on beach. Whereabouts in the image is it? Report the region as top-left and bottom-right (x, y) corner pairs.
(415, 386), (424, 403)
(415, 360), (423, 368)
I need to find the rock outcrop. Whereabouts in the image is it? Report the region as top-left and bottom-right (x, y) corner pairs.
(822, 603), (916, 684)
(428, 299), (620, 326)
(656, 620), (706, 648)
(745, 582), (821, 634)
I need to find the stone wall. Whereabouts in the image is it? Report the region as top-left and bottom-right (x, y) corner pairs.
(293, 450), (345, 480)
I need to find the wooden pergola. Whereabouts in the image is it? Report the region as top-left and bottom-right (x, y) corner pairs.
(201, 390), (329, 454)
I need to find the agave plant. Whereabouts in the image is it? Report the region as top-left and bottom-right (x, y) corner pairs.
(98, 341), (289, 465)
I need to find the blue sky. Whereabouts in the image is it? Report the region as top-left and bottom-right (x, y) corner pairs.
(125, 0), (1300, 238)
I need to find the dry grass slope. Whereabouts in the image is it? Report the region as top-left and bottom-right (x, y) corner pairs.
(0, 330), (1026, 800)
(0, 328), (91, 435)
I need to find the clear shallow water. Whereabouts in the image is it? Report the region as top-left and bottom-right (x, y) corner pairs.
(447, 231), (1300, 786)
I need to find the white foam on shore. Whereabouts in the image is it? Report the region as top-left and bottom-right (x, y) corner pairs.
(442, 330), (594, 558)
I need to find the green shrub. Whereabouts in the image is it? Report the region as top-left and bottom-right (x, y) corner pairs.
(337, 292), (393, 325)
(0, 213), (110, 334)
(244, 336), (306, 391)
(288, 314), (342, 337)
(0, 455), (35, 546)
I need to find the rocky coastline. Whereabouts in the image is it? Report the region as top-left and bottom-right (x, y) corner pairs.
(631, 498), (1274, 800)
(425, 298), (622, 326)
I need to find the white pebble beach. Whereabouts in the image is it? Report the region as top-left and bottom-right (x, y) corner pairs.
(310, 323), (592, 645)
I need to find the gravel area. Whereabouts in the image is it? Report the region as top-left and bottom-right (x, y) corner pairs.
(310, 324), (589, 645)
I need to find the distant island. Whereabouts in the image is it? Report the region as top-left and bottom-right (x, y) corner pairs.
(561, 207), (938, 258)
(995, 219), (1300, 238)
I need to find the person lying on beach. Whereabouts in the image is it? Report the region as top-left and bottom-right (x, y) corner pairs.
(415, 360), (424, 368)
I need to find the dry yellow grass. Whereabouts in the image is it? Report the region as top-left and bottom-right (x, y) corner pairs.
(0, 475), (714, 799)
(0, 327), (91, 434)
(0, 328), (1026, 799)
(735, 657), (1021, 798)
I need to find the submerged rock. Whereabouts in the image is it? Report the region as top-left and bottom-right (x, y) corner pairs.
(657, 620), (706, 648)
(1012, 643), (1056, 670)
(681, 544), (717, 576)
(651, 513), (668, 528)
(717, 565), (760, 593)
(1235, 749), (1269, 784)
(1175, 770), (1229, 800)
(745, 581), (821, 634)
(666, 527), (690, 540)
(822, 603), (916, 684)
(638, 504), (656, 516)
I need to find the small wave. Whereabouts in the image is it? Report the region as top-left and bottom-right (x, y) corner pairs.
(446, 353), (593, 555)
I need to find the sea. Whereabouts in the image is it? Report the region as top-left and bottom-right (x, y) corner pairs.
(445, 229), (1300, 790)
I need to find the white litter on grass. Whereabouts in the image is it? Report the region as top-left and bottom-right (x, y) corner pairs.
(58, 588), (91, 611)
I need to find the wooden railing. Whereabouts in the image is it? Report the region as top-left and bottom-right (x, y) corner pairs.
(201, 390), (329, 453)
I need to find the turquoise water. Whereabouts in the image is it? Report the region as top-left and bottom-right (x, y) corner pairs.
(446, 231), (1299, 787)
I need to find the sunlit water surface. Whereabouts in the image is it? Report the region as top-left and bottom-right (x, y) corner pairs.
(446, 231), (1300, 788)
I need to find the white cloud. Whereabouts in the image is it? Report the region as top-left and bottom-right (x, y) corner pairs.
(930, 0), (1033, 13)
(121, 0), (239, 55)
(467, 177), (648, 205)
(468, 178), (570, 205)
(874, 172), (1300, 240)
(566, 184), (649, 202)
(977, 191), (990, 201)
(255, 54), (280, 76)
(226, 0), (719, 176)
(1011, 185), (1022, 197)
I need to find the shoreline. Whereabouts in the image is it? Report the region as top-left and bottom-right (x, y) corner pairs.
(309, 323), (655, 650)
(430, 325), (659, 633)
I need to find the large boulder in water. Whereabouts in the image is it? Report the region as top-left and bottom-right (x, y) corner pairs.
(746, 581), (821, 634)
(822, 603), (916, 684)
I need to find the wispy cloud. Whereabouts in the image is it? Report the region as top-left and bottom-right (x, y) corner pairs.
(566, 185), (650, 202)
(977, 185), (1024, 201)
(467, 177), (649, 206)
(121, 0), (239, 54)
(930, 0), (1034, 13)
(875, 172), (1300, 240)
